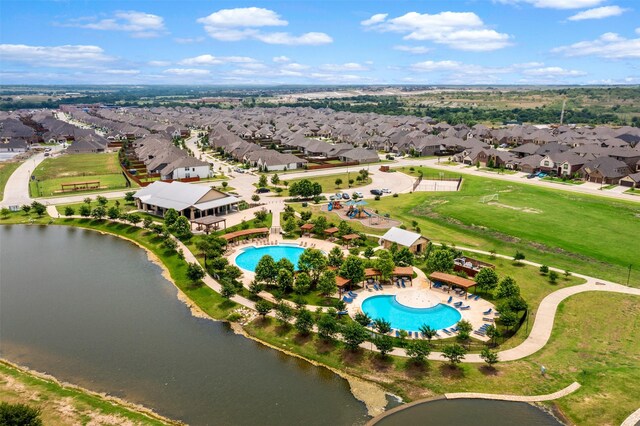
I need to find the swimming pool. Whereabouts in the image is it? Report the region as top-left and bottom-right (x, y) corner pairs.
(235, 245), (306, 272)
(361, 295), (461, 331)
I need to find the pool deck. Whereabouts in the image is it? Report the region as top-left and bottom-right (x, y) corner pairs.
(348, 274), (495, 341)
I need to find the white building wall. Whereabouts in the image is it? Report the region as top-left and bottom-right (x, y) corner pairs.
(171, 165), (211, 179)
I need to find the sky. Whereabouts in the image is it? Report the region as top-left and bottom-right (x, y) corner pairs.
(1, 0), (639, 85)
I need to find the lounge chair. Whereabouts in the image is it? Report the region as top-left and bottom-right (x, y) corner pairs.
(378, 282), (383, 289)
(453, 301), (463, 307)
(401, 280), (406, 288)
(483, 308), (492, 315)
(336, 310), (348, 316)
(474, 295), (481, 301)
(460, 306), (470, 310)
(395, 330), (400, 337)
(450, 326), (459, 332)
(482, 317), (494, 322)
(407, 331), (412, 338)
(348, 291), (358, 298)
(342, 296), (353, 303)
(373, 284), (379, 291)
(442, 329), (452, 335)
(395, 281), (401, 288)
(473, 330), (486, 336)
(447, 296), (453, 303)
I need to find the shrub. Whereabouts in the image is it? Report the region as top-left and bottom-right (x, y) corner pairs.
(0, 402), (42, 426)
(227, 312), (243, 322)
(392, 193), (398, 198)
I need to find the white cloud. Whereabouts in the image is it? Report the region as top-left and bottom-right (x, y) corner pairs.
(410, 60), (463, 72)
(254, 32), (332, 45)
(637, 27), (640, 35)
(362, 11), (511, 51)
(273, 56), (291, 63)
(552, 31), (640, 58)
(320, 62), (369, 71)
(568, 5), (628, 20)
(163, 68), (210, 76)
(309, 73), (366, 82)
(393, 45), (432, 54)
(495, 0), (605, 9)
(174, 37), (205, 44)
(361, 13), (388, 26)
(178, 54), (257, 66)
(0, 44), (113, 68)
(103, 69), (140, 75)
(522, 66), (586, 76)
(148, 60), (171, 67)
(282, 63), (311, 71)
(63, 11), (166, 38)
(196, 7), (332, 45)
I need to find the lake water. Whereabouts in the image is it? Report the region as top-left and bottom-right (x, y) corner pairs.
(0, 225), (368, 425)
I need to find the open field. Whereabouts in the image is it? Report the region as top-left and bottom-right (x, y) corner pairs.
(282, 173), (372, 195)
(29, 153), (134, 197)
(367, 166), (640, 285)
(0, 160), (22, 199)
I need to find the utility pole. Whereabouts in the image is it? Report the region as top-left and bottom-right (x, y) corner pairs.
(628, 264), (632, 286)
(559, 98), (567, 125)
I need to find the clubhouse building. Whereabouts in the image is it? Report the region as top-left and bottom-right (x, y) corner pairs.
(134, 181), (240, 219)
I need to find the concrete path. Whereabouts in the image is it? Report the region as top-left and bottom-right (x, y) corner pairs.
(445, 381), (581, 402)
(621, 407), (640, 426)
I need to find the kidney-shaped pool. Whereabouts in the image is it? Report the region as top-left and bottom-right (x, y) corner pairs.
(361, 295), (461, 332)
(235, 244), (306, 272)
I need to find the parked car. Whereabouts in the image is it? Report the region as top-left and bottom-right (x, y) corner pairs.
(526, 173), (537, 179)
(342, 193), (350, 200)
(329, 195), (337, 201)
(353, 191), (363, 198)
(381, 188), (391, 193)
(234, 168), (244, 173)
(370, 189), (383, 196)
(256, 187), (270, 193)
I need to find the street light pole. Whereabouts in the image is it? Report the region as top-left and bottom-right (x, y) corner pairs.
(628, 264), (632, 286)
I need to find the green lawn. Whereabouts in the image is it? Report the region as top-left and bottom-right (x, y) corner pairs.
(283, 173), (372, 194)
(29, 153), (134, 197)
(372, 166), (640, 285)
(0, 160), (21, 199)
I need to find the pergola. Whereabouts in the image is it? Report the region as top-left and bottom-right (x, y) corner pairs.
(341, 233), (360, 247)
(60, 181), (100, 192)
(335, 276), (352, 295)
(392, 266), (415, 286)
(221, 227), (269, 242)
(324, 227), (339, 241)
(428, 271), (477, 295)
(191, 216), (227, 234)
(300, 223), (314, 236)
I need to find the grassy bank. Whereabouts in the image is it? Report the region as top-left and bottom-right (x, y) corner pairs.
(0, 361), (175, 425)
(0, 160), (22, 199)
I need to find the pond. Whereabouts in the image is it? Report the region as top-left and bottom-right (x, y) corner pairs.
(0, 225), (368, 425)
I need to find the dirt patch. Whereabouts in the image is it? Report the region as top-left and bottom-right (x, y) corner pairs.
(487, 201), (542, 214)
(344, 375), (389, 418)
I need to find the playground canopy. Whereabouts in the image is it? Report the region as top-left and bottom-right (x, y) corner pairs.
(428, 271), (477, 294)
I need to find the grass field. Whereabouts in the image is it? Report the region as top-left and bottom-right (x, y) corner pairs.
(369, 166), (640, 285)
(30, 153), (134, 197)
(283, 173), (372, 194)
(0, 160), (21, 199)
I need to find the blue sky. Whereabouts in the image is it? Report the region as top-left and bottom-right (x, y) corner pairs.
(1, 0), (639, 85)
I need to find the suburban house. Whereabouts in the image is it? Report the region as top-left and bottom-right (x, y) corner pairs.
(578, 157), (631, 184)
(0, 137), (29, 152)
(133, 181), (240, 219)
(379, 227), (429, 254)
(338, 147), (380, 164)
(619, 172), (640, 189)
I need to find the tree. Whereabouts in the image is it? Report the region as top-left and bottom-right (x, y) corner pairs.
(480, 347), (499, 368)
(375, 250), (395, 283)
(107, 206), (121, 220)
(335, 178), (343, 187)
(278, 268), (295, 293)
(275, 301), (293, 325)
(419, 324), (438, 341)
(21, 204), (31, 215)
(374, 318), (392, 335)
(441, 343), (467, 366)
(164, 208), (179, 227)
(300, 211), (312, 222)
(496, 276), (520, 299)
(393, 247), (414, 266)
(0, 402), (43, 426)
(475, 267), (499, 294)
(253, 208), (267, 222)
(339, 255), (365, 287)
(64, 206), (75, 217)
(317, 313), (339, 340)
(276, 257), (295, 273)
(374, 335), (394, 357)
(170, 216), (192, 240)
(294, 271), (311, 294)
(271, 173), (280, 185)
(354, 312), (372, 327)
(127, 213), (141, 226)
(223, 265), (242, 283)
(0, 207), (9, 218)
(79, 204), (91, 217)
(220, 281), (238, 299)
(513, 251), (525, 264)
(289, 179), (322, 198)
(255, 255), (278, 285)
(499, 310), (518, 330)
(143, 217), (153, 229)
(426, 249), (454, 272)
(186, 262), (205, 286)
(363, 247), (375, 259)
(297, 248), (327, 287)
(124, 191), (135, 202)
(342, 322), (368, 351)
(96, 195), (108, 206)
(318, 270), (338, 297)
(83, 197), (92, 205)
(548, 270), (559, 284)
(283, 216), (297, 234)
(539, 265), (549, 275)
(30, 201), (46, 216)
(456, 319), (473, 341)
(294, 308), (314, 335)
(91, 206), (106, 220)
(485, 324), (500, 345)
(406, 340), (432, 364)
(251, 194), (260, 203)
(258, 174), (268, 188)
(327, 246), (344, 268)
(312, 215), (328, 234)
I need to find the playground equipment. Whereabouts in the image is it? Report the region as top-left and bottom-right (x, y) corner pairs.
(328, 200), (343, 211)
(346, 200), (372, 219)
